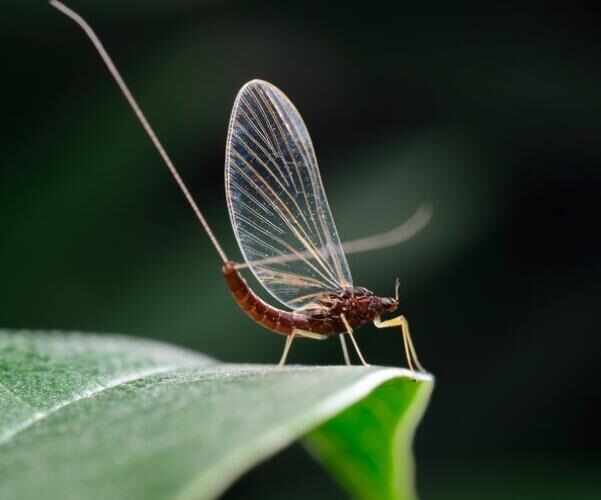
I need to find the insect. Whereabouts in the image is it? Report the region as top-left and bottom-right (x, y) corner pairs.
(51, 1), (431, 371)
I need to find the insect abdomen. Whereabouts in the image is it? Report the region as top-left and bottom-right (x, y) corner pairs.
(222, 262), (340, 337)
(222, 262), (294, 336)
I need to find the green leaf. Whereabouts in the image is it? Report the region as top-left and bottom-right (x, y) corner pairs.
(0, 330), (433, 500)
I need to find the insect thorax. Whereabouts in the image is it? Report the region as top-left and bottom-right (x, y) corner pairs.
(305, 287), (393, 329)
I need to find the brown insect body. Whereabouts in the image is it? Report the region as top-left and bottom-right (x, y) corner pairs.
(223, 262), (397, 338)
(53, 3), (428, 369)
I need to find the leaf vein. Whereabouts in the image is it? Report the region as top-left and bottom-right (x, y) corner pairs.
(0, 364), (180, 446)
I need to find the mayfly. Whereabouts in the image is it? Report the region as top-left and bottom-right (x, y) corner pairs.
(50, 1), (432, 371)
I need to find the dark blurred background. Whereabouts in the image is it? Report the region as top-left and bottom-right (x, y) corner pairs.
(2, 2), (600, 499)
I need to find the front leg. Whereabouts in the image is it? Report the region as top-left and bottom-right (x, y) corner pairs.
(373, 315), (425, 373)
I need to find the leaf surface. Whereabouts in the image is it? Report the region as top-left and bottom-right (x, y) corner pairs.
(0, 330), (433, 500)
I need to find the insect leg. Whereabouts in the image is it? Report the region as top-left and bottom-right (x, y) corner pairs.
(278, 334), (295, 366)
(373, 315), (425, 373)
(279, 329), (326, 366)
(291, 330), (328, 340)
(339, 335), (351, 366)
(340, 314), (369, 367)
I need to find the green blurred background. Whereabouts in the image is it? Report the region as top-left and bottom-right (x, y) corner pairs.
(2, 1), (600, 499)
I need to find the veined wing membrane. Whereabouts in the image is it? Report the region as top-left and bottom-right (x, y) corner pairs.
(233, 204), (433, 270)
(225, 80), (352, 309)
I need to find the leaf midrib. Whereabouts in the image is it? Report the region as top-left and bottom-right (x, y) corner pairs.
(0, 364), (181, 446)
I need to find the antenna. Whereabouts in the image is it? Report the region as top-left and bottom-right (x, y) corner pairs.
(49, 0), (229, 264)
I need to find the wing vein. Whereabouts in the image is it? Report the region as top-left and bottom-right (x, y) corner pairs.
(225, 80), (353, 308)
(231, 151), (340, 288)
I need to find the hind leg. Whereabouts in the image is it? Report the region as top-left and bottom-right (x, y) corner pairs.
(278, 334), (295, 366)
(277, 330), (327, 366)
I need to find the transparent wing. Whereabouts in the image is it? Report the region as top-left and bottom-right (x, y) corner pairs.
(232, 204), (433, 271)
(225, 79), (352, 309)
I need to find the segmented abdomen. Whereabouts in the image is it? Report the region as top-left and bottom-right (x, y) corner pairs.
(222, 262), (339, 337)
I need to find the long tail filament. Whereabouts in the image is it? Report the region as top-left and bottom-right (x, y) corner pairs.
(49, 1), (229, 264)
